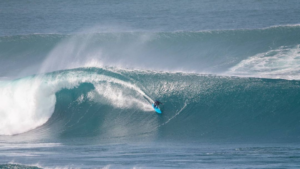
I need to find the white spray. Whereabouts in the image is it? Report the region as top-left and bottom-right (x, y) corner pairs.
(0, 71), (153, 136)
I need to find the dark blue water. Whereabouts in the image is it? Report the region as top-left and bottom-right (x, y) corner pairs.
(1, 0), (300, 35)
(1, 0), (300, 168)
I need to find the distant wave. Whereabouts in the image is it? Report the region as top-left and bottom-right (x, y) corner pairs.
(1, 25), (300, 79)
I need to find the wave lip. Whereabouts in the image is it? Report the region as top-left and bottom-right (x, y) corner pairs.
(0, 69), (153, 136)
(0, 77), (55, 136)
(1, 68), (300, 142)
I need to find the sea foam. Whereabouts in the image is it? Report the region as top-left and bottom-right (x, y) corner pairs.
(0, 71), (152, 135)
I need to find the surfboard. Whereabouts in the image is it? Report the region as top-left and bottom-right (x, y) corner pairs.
(152, 104), (162, 114)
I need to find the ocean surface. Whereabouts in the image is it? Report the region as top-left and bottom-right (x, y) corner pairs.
(1, 0), (300, 168)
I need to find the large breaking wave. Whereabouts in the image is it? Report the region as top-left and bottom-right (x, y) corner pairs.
(1, 68), (300, 143)
(0, 69), (153, 136)
(1, 25), (300, 142)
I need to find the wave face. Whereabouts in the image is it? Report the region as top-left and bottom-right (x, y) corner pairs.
(1, 25), (300, 143)
(1, 68), (300, 143)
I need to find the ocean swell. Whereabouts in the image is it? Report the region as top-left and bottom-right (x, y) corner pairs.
(1, 25), (300, 79)
(1, 68), (300, 143)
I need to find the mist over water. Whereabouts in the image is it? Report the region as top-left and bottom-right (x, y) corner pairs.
(1, 25), (300, 80)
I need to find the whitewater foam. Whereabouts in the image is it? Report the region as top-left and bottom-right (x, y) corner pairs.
(88, 83), (152, 110)
(227, 45), (300, 80)
(0, 70), (153, 135)
(0, 77), (56, 135)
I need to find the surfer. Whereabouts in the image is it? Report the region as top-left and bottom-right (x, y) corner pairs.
(154, 100), (162, 108)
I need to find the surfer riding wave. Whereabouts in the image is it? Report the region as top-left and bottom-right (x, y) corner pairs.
(154, 100), (162, 108)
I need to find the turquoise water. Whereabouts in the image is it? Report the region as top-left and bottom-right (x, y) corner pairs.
(1, 1), (300, 168)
